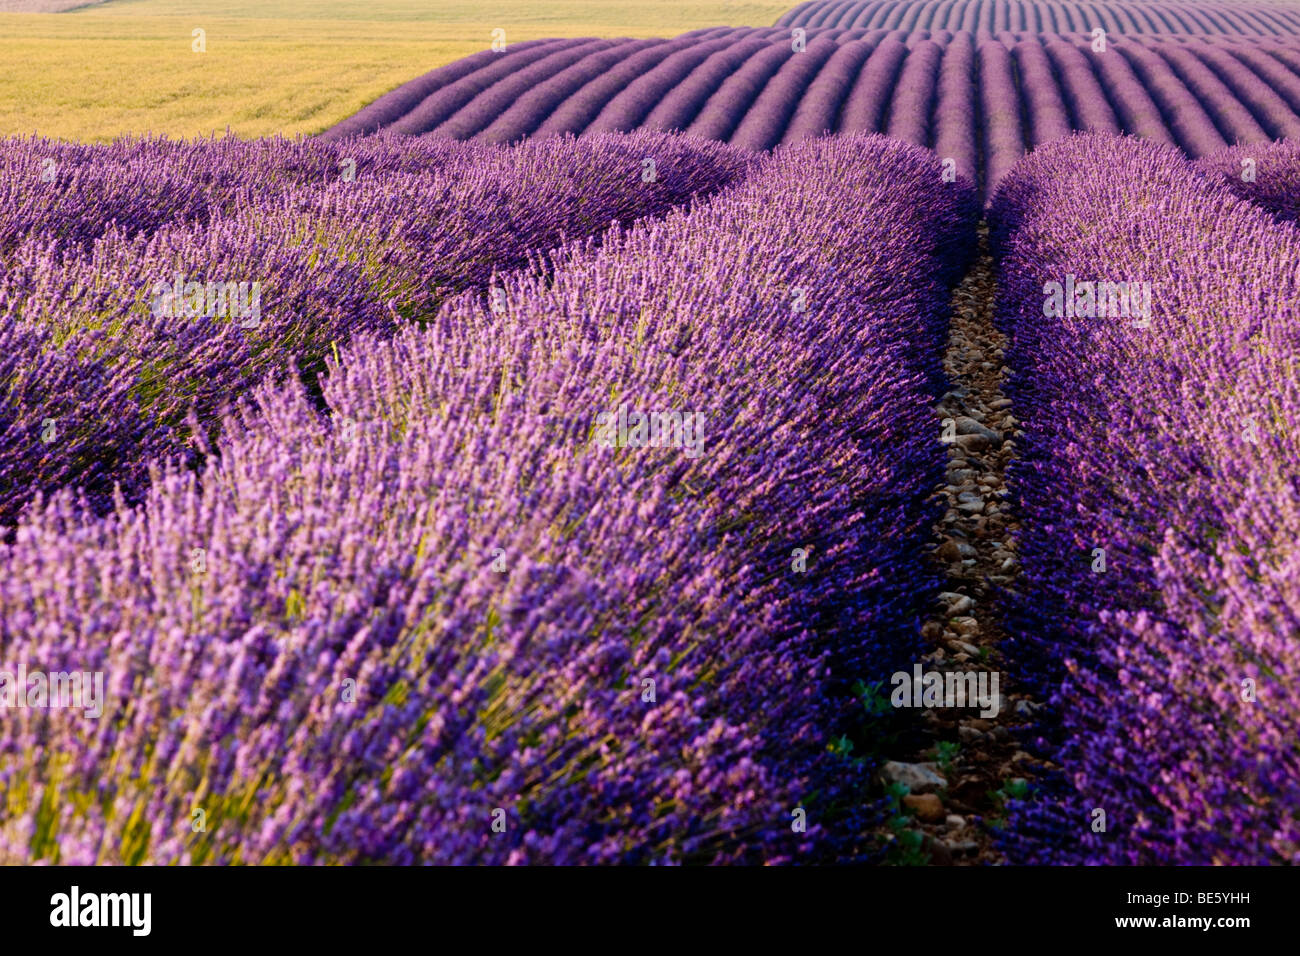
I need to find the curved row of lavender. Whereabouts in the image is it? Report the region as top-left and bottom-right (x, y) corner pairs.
(778, 0), (1300, 35)
(0, 136), (475, 258)
(1194, 137), (1300, 223)
(320, 26), (1300, 199)
(0, 135), (976, 864)
(0, 132), (755, 525)
(989, 133), (1299, 864)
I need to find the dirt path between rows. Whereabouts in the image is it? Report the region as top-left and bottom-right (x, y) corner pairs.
(877, 223), (1055, 865)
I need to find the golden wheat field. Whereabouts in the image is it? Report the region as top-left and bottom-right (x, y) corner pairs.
(0, 0), (793, 141)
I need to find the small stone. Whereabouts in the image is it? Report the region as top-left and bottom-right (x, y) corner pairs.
(955, 416), (1002, 447)
(935, 538), (976, 562)
(954, 433), (990, 454)
(922, 834), (954, 865)
(938, 592), (974, 615)
(951, 616), (978, 635)
(881, 761), (946, 794)
(921, 620), (943, 640)
(902, 792), (946, 823)
(989, 398), (1012, 410)
(945, 814), (966, 828)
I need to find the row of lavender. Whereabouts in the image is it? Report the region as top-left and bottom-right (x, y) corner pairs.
(1195, 137), (1300, 224)
(0, 132), (755, 524)
(778, 0), (1300, 36)
(989, 133), (1300, 864)
(322, 27), (1300, 200)
(0, 136), (976, 864)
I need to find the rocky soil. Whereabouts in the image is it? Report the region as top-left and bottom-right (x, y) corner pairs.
(877, 225), (1054, 865)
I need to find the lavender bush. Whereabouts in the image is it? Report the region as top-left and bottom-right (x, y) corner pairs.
(1193, 138), (1300, 223)
(0, 135), (474, 260)
(990, 133), (1300, 864)
(0, 135), (976, 865)
(0, 133), (755, 524)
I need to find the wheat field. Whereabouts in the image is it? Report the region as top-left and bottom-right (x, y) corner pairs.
(0, 0), (792, 141)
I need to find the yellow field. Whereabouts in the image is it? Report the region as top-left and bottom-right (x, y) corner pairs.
(0, 1), (794, 142)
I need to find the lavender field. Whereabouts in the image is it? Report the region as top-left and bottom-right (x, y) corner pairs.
(321, 3), (1300, 198)
(1, 0), (1298, 869)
